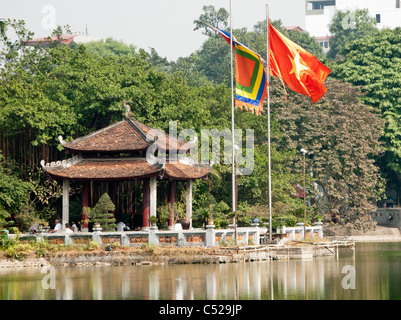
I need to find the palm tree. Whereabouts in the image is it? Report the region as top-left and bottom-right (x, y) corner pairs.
(207, 164), (222, 194)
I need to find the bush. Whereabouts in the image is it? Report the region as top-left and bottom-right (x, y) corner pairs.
(14, 203), (45, 233)
(272, 214), (298, 230)
(6, 243), (33, 260)
(0, 235), (17, 249)
(83, 240), (100, 251)
(35, 242), (48, 258)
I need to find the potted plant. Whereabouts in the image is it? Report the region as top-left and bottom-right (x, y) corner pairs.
(207, 204), (215, 226)
(148, 216), (158, 228)
(194, 207), (209, 228)
(179, 219), (190, 230)
(172, 202), (190, 229)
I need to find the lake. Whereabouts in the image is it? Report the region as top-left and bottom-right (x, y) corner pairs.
(1, 242), (401, 300)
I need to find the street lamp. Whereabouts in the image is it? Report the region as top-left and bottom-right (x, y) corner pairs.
(300, 148), (308, 239)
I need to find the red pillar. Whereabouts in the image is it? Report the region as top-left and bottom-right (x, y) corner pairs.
(81, 181), (89, 229)
(168, 180), (176, 229)
(142, 179), (150, 228)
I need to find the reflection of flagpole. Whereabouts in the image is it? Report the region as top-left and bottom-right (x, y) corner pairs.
(229, 0), (237, 241)
(266, 5), (272, 243)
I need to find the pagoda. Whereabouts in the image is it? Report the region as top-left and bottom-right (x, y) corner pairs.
(41, 112), (210, 231)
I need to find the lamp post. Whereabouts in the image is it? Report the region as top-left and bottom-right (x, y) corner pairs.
(300, 148), (308, 239)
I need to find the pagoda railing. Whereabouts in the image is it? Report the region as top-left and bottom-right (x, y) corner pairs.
(16, 226), (261, 248)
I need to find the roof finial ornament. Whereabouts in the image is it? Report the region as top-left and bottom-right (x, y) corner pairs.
(58, 135), (65, 146)
(123, 100), (135, 119)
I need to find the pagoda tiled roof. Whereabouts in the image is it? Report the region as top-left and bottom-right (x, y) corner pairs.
(61, 118), (187, 153)
(41, 157), (210, 181)
(41, 158), (160, 180)
(43, 117), (209, 181)
(164, 161), (210, 180)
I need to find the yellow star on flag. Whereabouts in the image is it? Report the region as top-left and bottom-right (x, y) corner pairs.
(289, 52), (309, 81)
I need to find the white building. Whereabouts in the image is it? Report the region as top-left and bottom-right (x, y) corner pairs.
(304, 0), (401, 52)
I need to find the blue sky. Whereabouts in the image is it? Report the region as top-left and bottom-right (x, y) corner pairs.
(1, 0), (305, 60)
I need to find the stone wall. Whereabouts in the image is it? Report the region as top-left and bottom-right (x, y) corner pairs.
(373, 209), (401, 229)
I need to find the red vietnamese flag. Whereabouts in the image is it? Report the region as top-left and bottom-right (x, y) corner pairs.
(269, 22), (331, 103)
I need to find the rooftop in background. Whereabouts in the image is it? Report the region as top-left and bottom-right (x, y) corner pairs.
(25, 33), (99, 47)
(283, 26), (304, 32)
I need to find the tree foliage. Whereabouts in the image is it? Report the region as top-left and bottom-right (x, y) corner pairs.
(193, 5), (229, 36)
(273, 79), (384, 219)
(331, 27), (401, 193)
(0, 152), (31, 228)
(82, 37), (137, 59)
(327, 9), (378, 60)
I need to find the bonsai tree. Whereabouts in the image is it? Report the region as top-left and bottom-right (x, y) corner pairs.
(157, 204), (170, 229)
(90, 193), (116, 231)
(173, 202), (185, 222)
(214, 201), (230, 228)
(193, 195), (216, 228)
(193, 195), (230, 228)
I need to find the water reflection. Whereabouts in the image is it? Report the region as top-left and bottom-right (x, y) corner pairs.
(1, 243), (401, 300)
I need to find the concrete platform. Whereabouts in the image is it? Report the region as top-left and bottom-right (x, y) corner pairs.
(329, 226), (401, 242)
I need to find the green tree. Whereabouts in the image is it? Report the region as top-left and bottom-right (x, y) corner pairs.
(327, 9), (378, 60)
(0, 21), (77, 170)
(331, 27), (401, 198)
(169, 53), (211, 87)
(273, 79), (384, 222)
(144, 48), (171, 73)
(0, 153), (32, 228)
(82, 37), (137, 58)
(193, 5), (229, 36)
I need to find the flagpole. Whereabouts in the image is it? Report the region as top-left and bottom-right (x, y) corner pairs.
(229, 0), (237, 242)
(266, 4), (272, 243)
